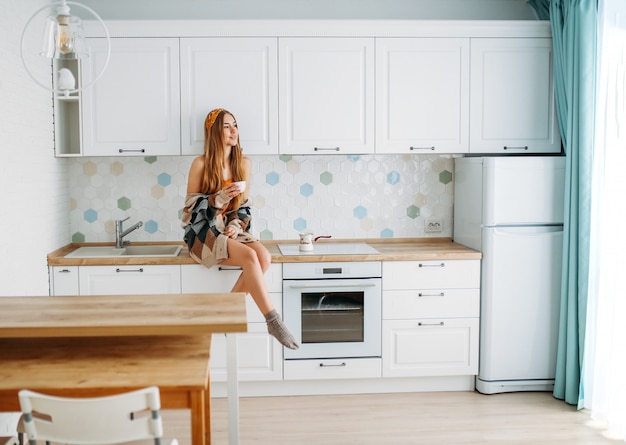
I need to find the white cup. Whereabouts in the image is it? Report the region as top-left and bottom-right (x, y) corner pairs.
(233, 181), (246, 192)
(233, 181), (246, 193)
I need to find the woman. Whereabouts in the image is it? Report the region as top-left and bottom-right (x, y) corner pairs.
(182, 108), (298, 350)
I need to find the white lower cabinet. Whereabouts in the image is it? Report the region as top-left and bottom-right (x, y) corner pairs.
(181, 263), (284, 381)
(209, 324), (283, 382)
(49, 257), (481, 388)
(50, 262), (283, 382)
(78, 265), (181, 295)
(382, 260), (480, 378)
(49, 266), (80, 296)
(383, 318), (479, 377)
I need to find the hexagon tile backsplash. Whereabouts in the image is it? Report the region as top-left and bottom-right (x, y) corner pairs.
(69, 154), (454, 243)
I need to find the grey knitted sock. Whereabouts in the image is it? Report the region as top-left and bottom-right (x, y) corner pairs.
(265, 309), (299, 350)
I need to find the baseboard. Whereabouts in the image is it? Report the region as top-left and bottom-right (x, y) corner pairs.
(211, 375), (476, 398)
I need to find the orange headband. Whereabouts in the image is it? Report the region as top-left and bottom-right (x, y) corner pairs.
(205, 108), (225, 130)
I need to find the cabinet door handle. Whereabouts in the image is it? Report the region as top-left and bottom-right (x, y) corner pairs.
(418, 263), (445, 268)
(218, 266), (243, 271)
(410, 146), (435, 151)
(418, 321), (444, 327)
(503, 146), (528, 151)
(418, 292), (445, 297)
(319, 362), (347, 368)
(115, 268), (144, 273)
(314, 147), (340, 152)
(58, 269), (72, 273)
(118, 148), (146, 153)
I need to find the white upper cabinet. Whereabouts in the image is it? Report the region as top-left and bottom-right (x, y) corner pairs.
(81, 38), (181, 156)
(469, 38), (561, 153)
(180, 38), (278, 155)
(376, 38), (470, 154)
(278, 38), (375, 154)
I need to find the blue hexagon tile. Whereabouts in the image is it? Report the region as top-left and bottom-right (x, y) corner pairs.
(68, 154), (454, 242)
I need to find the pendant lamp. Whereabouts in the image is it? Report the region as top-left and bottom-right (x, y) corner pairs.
(20, 0), (110, 97)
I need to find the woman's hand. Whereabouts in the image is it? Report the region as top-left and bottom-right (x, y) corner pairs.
(223, 225), (238, 239)
(222, 182), (242, 199)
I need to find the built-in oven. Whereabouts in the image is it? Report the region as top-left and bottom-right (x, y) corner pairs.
(282, 261), (382, 360)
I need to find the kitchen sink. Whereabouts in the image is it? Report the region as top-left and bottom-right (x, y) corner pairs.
(65, 245), (182, 258)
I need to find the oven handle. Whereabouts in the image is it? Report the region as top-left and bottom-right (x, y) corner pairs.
(288, 283), (378, 289)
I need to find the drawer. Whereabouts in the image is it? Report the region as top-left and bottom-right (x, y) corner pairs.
(382, 260), (480, 290)
(383, 288), (479, 319)
(284, 357), (382, 380)
(383, 318), (479, 377)
(181, 263), (282, 293)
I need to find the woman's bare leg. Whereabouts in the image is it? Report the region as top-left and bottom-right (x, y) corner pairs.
(220, 239), (273, 313)
(229, 241), (271, 301)
(220, 239), (298, 349)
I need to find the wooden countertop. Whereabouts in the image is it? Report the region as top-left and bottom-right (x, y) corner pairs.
(48, 238), (480, 266)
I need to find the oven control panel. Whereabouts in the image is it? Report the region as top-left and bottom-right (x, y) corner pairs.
(283, 261), (381, 279)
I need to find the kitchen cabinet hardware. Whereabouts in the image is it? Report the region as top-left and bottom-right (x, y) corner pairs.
(319, 362), (347, 367)
(218, 266), (243, 271)
(115, 268), (144, 273)
(58, 269), (72, 273)
(314, 147), (340, 152)
(409, 146), (436, 151)
(118, 148), (146, 153)
(503, 146), (529, 150)
(418, 321), (445, 326)
(418, 262), (445, 268)
(418, 292), (445, 297)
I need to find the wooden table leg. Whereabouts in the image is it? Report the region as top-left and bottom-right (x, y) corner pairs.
(190, 390), (207, 445)
(226, 333), (240, 445)
(204, 382), (212, 445)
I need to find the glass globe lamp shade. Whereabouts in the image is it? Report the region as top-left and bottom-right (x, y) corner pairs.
(40, 13), (88, 60)
(21, 1), (110, 95)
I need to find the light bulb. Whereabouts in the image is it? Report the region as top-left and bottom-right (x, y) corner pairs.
(56, 14), (74, 55)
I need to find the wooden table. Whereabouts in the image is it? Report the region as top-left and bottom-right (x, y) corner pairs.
(0, 293), (247, 445)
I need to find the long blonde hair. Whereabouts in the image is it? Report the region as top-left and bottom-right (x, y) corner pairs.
(201, 109), (246, 210)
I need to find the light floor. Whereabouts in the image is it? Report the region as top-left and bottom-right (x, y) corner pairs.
(163, 391), (621, 445)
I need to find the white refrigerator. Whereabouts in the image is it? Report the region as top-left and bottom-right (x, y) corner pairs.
(453, 156), (565, 394)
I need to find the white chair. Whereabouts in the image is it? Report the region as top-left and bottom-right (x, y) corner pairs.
(18, 386), (177, 445)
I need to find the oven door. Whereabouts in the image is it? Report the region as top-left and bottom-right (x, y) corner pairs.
(283, 278), (382, 360)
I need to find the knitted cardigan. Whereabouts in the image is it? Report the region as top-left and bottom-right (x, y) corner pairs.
(182, 191), (256, 269)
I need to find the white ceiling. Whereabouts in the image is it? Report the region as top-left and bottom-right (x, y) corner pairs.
(77, 0), (538, 21)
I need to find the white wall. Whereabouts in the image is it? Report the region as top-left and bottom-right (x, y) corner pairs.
(0, 0), (70, 296)
(78, 0), (537, 20)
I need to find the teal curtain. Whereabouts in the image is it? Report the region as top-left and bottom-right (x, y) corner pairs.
(549, 0), (597, 406)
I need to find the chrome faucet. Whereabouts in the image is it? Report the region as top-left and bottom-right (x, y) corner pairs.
(115, 217), (143, 248)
